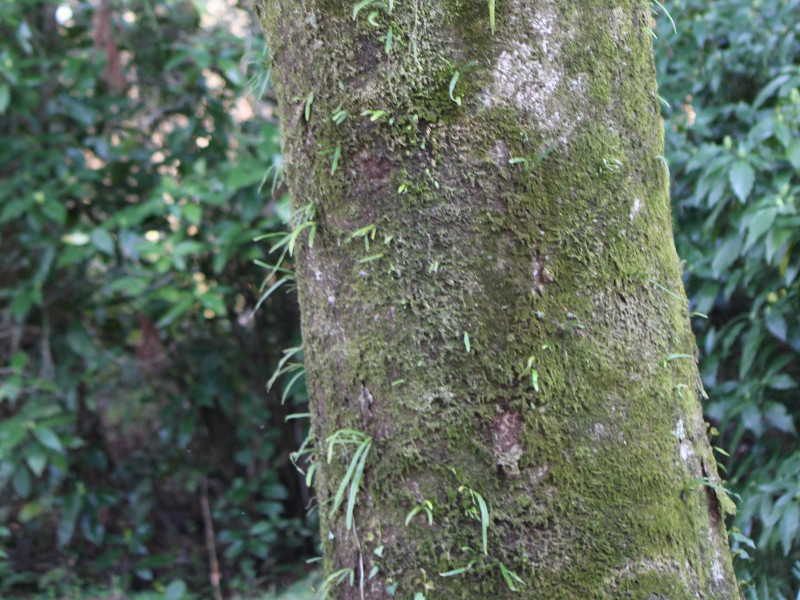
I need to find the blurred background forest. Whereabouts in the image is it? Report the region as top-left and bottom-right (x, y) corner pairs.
(0, 0), (799, 598)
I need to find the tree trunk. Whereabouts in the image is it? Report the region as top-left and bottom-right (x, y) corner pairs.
(254, 1), (742, 598)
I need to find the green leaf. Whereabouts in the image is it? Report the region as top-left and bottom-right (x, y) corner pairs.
(164, 579), (188, 600)
(787, 138), (800, 171)
(346, 440), (371, 529)
(711, 236), (742, 277)
(304, 91), (314, 121)
(226, 163), (266, 190)
(155, 296), (194, 328)
(12, 467), (31, 499)
(449, 71), (461, 106)
(739, 325), (763, 377)
(764, 403), (795, 434)
(181, 202), (202, 225)
(766, 311), (787, 343)
(32, 426), (64, 454)
(475, 492), (489, 555)
(385, 25), (393, 54)
(330, 142), (341, 176)
(463, 332), (470, 353)
(440, 560), (476, 577)
(744, 207), (777, 252)
(780, 502), (799, 556)
(58, 490), (83, 547)
(767, 374), (796, 390)
(91, 228), (115, 255)
(352, 0), (375, 19)
(0, 84), (10, 115)
(729, 160), (755, 202)
(766, 228), (793, 265)
(26, 448), (47, 477)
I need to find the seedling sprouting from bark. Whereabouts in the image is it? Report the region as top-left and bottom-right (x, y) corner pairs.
(348, 224), (377, 251)
(318, 567), (355, 599)
(405, 499), (434, 526)
(459, 485), (489, 555)
(253, 203), (316, 312)
(327, 429), (373, 530)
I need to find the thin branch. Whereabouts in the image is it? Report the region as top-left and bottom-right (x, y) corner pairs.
(201, 477), (224, 600)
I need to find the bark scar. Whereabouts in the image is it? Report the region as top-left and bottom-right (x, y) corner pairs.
(492, 411), (524, 477)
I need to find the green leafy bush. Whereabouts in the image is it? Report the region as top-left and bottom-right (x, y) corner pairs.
(0, 0), (311, 594)
(657, 0), (800, 596)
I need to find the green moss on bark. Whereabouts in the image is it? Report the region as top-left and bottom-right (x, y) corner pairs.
(256, 0), (741, 598)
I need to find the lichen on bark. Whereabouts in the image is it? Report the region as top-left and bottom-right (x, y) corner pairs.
(255, 0), (743, 598)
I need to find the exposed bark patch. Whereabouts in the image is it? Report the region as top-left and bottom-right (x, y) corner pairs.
(482, 1), (584, 143)
(527, 463), (549, 487)
(629, 197), (643, 221)
(485, 39), (564, 133)
(601, 557), (692, 597)
(344, 35), (383, 90)
(358, 384), (374, 425)
(488, 138), (510, 166)
(492, 410), (524, 477)
(348, 147), (392, 194)
(531, 253), (555, 295)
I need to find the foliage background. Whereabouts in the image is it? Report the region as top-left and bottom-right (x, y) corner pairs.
(0, 0), (799, 598)
(655, 1), (800, 597)
(0, 0), (314, 596)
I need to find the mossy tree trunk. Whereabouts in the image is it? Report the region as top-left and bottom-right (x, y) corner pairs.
(255, 1), (742, 598)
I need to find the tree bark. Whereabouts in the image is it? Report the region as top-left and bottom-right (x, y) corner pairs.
(255, 1), (742, 598)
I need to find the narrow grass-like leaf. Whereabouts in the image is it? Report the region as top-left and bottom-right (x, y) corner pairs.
(345, 439), (371, 529)
(665, 353), (693, 363)
(475, 492), (489, 555)
(285, 412), (310, 421)
(288, 221), (316, 256)
(440, 566), (469, 577)
(535, 141), (556, 165)
(385, 26), (393, 54)
(440, 561), (475, 577)
(304, 91), (314, 121)
(319, 568), (354, 598)
(649, 278), (684, 302)
(405, 506), (422, 526)
(281, 367), (306, 404)
(488, 0), (495, 33)
(498, 563), (524, 591)
(330, 441), (366, 522)
(463, 332), (470, 353)
(330, 142), (341, 175)
(449, 71), (461, 106)
(652, 0), (676, 34)
(352, 0), (374, 20)
(655, 154), (671, 180)
(267, 346), (303, 391)
(254, 276), (290, 314)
